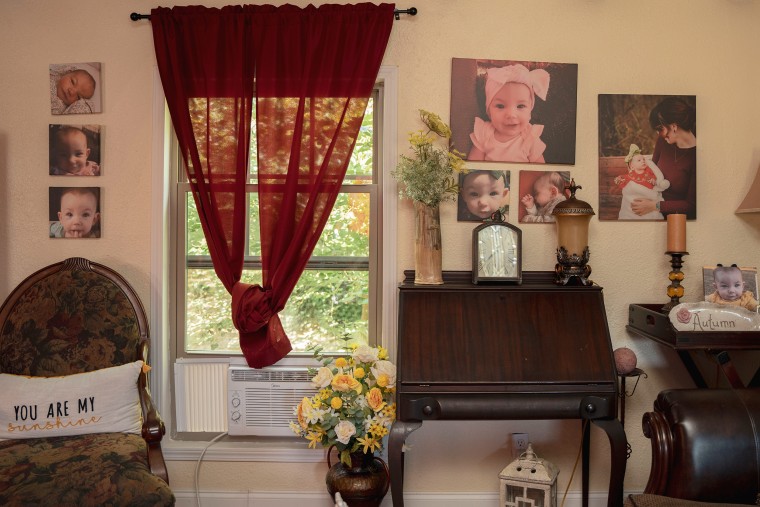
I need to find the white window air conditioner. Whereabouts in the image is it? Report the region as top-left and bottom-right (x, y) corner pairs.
(227, 365), (316, 436)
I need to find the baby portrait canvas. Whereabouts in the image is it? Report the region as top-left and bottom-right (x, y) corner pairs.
(598, 94), (697, 221)
(457, 169), (510, 222)
(517, 170), (571, 224)
(49, 62), (102, 115)
(49, 124), (102, 176)
(702, 265), (758, 312)
(450, 58), (578, 165)
(49, 187), (101, 239)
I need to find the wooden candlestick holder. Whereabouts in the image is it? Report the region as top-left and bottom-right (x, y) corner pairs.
(662, 251), (688, 313)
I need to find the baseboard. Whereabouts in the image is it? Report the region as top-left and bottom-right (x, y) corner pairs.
(173, 489), (625, 507)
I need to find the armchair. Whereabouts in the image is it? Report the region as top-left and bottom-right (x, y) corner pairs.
(628, 388), (759, 507)
(0, 257), (174, 506)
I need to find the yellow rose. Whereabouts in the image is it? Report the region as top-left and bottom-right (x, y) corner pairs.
(330, 397), (343, 410)
(366, 387), (386, 412)
(354, 367), (365, 379)
(335, 357), (348, 368)
(332, 374), (361, 393)
(376, 374), (388, 388)
(296, 397), (311, 429)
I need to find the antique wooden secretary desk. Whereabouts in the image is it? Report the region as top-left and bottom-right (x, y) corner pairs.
(388, 271), (627, 507)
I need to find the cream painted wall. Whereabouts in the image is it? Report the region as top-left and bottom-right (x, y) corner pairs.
(2, 0), (760, 499)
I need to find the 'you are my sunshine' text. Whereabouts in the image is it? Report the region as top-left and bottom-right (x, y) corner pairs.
(8, 397), (102, 433)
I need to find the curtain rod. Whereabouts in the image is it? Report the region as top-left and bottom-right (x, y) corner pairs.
(130, 7), (417, 21)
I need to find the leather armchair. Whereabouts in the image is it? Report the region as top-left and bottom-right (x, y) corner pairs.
(633, 388), (760, 506)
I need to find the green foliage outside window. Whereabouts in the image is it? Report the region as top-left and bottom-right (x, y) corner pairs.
(184, 101), (375, 355)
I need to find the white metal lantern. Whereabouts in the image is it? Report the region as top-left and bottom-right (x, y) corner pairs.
(499, 443), (558, 507)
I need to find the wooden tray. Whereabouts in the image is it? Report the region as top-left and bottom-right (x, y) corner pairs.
(627, 304), (760, 350)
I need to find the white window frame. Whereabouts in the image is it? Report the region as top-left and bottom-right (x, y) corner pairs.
(150, 66), (397, 459)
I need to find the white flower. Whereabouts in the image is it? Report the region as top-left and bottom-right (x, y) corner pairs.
(371, 360), (397, 387)
(353, 344), (379, 363)
(309, 406), (328, 424)
(289, 421), (303, 435)
(334, 420), (357, 445)
(311, 367), (333, 389)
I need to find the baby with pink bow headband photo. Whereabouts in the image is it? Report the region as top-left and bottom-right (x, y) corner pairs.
(468, 64), (550, 163)
(449, 58), (578, 167)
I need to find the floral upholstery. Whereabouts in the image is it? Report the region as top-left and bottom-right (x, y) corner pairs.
(0, 258), (173, 506)
(0, 262), (143, 376)
(0, 433), (174, 507)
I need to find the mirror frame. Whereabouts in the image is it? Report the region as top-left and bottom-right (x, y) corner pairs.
(472, 221), (522, 284)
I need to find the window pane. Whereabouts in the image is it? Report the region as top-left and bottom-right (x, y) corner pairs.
(185, 268), (368, 354)
(343, 98), (373, 184)
(247, 193), (261, 257)
(185, 268), (238, 353)
(282, 269), (369, 352)
(312, 192), (370, 258)
(186, 195), (209, 256)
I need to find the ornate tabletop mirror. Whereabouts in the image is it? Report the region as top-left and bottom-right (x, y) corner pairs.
(472, 210), (522, 284)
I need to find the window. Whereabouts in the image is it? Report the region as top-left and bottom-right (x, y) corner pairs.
(171, 90), (383, 359)
(157, 68), (396, 441)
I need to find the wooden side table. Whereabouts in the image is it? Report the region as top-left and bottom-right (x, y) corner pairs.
(627, 304), (760, 388)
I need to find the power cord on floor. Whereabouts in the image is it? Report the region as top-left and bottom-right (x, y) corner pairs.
(560, 419), (589, 507)
(195, 432), (228, 507)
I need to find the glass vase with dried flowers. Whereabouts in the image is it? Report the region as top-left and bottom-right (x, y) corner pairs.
(392, 110), (465, 284)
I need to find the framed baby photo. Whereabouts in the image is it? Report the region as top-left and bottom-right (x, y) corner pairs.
(472, 217), (522, 285)
(450, 57), (578, 165)
(49, 124), (102, 176)
(49, 187), (102, 239)
(702, 265), (758, 312)
(49, 62), (103, 115)
(517, 170), (570, 224)
(598, 94), (697, 221)
(457, 169), (510, 222)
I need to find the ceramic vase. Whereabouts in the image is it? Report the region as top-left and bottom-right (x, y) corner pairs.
(325, 450), (390, 507)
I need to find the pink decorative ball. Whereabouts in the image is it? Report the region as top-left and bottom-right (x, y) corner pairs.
(614, 347), (637, 375)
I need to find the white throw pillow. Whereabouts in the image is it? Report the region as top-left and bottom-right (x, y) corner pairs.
(0, 360), (143, 439)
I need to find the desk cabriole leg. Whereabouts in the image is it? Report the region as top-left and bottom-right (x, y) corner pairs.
(592, 418), (627, 507)
(389, 421), (422, 507)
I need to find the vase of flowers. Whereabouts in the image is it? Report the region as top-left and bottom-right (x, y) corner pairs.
(290, 342), (396, 506)
(393, 110), (464, 284)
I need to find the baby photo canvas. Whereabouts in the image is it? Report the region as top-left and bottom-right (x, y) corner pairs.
(457, 169), (510, 222)
(517, 170), (571, 223)
(49, 62), (103, 115)
(450, 57), (578, 165)
(598, 94), (697, 221)
(702, 265), (758, 312)
(49, 187), (101, 239)
(49, 124), (102, 176)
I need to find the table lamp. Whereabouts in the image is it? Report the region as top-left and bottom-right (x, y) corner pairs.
(736, 165), (760, 213)
(551, 179), (595, 286)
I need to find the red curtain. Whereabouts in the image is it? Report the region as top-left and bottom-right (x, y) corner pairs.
(151, 4), (394, 368)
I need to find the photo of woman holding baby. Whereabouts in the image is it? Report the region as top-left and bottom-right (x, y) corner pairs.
(450, 58), (578, 165)
(598, 94), (697, 221)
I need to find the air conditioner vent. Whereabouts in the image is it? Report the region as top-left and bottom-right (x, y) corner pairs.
(230, 368), (312, 383)
(227, 366), (316, 436)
